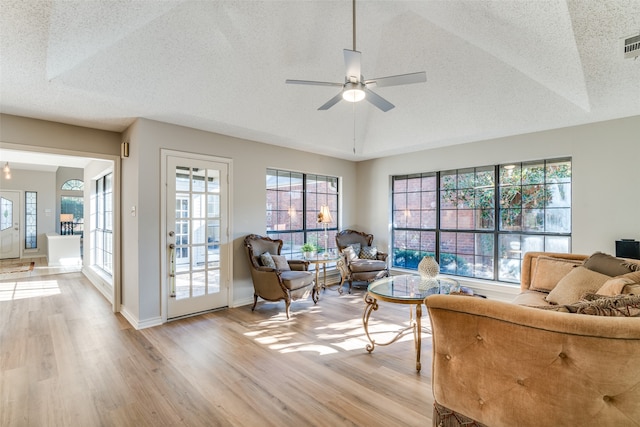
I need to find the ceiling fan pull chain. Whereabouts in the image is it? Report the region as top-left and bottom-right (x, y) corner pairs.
(353, 101), (357, 154)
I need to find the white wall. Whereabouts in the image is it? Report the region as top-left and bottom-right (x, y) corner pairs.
(356, 116), (640, 257)
(121, 118), (358, 326)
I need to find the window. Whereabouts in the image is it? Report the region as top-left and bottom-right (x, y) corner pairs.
(61, 196), (83, 235)
(25, 191), (37, 249)
(93, 173), (113, 275)
(61, 179), (84, 190)
(392, 158), (571, 284)
(266, 169), (338, 258)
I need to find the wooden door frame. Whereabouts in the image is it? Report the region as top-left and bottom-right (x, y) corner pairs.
(0, 142), (121, 313)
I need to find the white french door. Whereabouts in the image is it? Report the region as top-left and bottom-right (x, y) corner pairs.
(165, 153), (230, 319)
(0, 190), (20, 259)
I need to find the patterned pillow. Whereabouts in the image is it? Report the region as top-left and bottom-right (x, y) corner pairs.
(566, 294), (640, 317)
(360, 246), (378, 260)
(260, 252), (276, 269)
(272, 255), (291, 271)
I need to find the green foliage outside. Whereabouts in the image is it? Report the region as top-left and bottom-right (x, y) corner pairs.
(440, 162), (571, 230)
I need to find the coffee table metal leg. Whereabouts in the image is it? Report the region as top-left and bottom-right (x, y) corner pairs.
(362, 294), (415, 356)
(363, 294), (379, 352)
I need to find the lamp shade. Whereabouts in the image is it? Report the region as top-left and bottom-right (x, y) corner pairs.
(60, 214), (74, 222)
(318, 206), (333, 224)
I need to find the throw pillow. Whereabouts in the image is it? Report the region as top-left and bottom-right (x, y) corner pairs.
(272, 255), (291, 271)
(545, 266), (611, 305)
(260, 252), (276, 269)
(623, 283), (640, 295)
(583, 252), (635, 277)
(565, 294), (640, 317)
(597, 275), (638, 296)
(348, 243), (361, 256)
(342, 246), (358, 262)
(360, 246), (378, 260)
(530, 256), (582, 292)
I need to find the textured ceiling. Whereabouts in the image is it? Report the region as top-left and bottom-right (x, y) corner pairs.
(1, 0), (639, 161)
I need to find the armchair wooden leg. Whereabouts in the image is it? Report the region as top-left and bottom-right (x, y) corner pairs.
(251, 294), (258, 311)
(285, 299), (291, 319)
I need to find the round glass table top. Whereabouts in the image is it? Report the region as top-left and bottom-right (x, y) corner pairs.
(368, 274), (460, 303)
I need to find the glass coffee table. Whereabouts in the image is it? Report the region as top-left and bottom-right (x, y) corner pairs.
(363, 274), (460, 372)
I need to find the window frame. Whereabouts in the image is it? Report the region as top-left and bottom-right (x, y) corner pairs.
(25, 191), (37, 249)
(266, 169), (339, 259)
(93, 173), (113, 275)
(391, 158), (572, 284)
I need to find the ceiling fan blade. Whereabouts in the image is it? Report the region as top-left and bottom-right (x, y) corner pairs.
(286, 79), (343, 87)
(362, 88), (394, 112)
(343, 49), (362, 81)
(365, 71), (426, 88)
(318, 91), (344, 110)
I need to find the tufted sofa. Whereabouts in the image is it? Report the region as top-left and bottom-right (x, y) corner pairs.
(426, 252), (640, 427)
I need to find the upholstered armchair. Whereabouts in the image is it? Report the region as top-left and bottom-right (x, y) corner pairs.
(244, 234), (317, 318)
(335, 229), (389, 293)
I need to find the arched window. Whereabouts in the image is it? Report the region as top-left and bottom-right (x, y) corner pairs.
(61, 179), (84, 190)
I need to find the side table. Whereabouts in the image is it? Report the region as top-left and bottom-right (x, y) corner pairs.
(306, 255), (341, 296)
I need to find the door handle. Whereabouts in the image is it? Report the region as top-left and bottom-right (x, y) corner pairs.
(169, 243), (176, 298)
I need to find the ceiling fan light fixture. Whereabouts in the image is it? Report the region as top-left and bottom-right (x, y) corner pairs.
(342, 83), (365, 102)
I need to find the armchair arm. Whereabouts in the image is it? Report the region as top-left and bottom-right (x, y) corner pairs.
(287, 259), (310, 271)
(376, 251), (388, 262)
(426, 294), (640, 427)
(250, 268), (289, 297)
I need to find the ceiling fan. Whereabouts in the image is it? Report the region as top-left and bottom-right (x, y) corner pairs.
(286, 0), (426, 112)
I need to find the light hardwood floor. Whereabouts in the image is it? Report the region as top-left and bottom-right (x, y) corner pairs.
(1, 269), (434, 426)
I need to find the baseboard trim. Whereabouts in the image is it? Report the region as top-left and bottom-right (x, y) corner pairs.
(119, 306), (163, 330)
(82, 267), (114, 305)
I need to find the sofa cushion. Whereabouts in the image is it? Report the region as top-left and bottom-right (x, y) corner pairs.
(260, 252), (276, 269)
(512, 290), (551, 306)
(360, 246), (378, 260)
(280, 270), (313, 291)
(272, 255), (291, 271)
(530, 256), (582, 292)
(583, 252), (636, 276)
(545, 266), (610, 305)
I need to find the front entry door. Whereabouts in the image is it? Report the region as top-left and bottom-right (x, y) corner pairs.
(0, 191), (20, 259)
(166, 154), (229, 319)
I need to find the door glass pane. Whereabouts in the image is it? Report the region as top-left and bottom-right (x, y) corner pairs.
(192, 271), (206, 297)
(1, 197), (12, 231)
(208, 270), (220, 294)
(192, 220), (206, 245)
(192, 168), (206, 192)
(192, 246), (206, 270)
(192, 194), (206, 218)
(175, 273), (190, 299)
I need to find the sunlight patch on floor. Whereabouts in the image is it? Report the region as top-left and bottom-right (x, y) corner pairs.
(0, 280), (61, 301)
